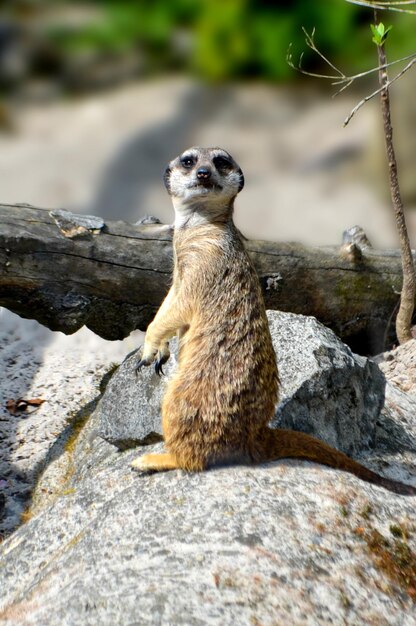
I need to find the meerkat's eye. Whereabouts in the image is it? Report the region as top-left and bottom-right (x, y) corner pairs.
(180, 155), (195, 169)
(213, 156), (233, 171)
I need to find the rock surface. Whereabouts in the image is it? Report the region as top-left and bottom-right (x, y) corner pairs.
(269, 313), (385, 454)
(378, 338), (416, 397)
(1, 426), (416, 625)
(98, 311), (385, 455)
(1, 312), (416, 625)
(0, 309), (143, 538)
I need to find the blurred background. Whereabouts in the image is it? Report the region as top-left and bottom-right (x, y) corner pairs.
(0, 0), (415, 354)
(0, 0), (415, 242)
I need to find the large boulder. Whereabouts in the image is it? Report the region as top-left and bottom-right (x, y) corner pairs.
(1, 312), (415, 625)
(1, 416), (416, 625)
(98, 311), (385, 455)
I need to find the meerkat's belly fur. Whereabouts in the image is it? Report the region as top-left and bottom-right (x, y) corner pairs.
(132, 146), (416, 496)
(162, 222), (278, 469)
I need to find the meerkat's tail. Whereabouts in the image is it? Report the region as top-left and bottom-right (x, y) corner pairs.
(257, 428), (416, 496)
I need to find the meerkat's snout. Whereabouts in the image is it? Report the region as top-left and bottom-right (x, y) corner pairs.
(196, 166), (212, 183)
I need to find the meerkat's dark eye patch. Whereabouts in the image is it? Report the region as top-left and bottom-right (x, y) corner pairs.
(237, 168), (244, 192)
(213, 155), (233, 171)
(180, 155), (196, 169)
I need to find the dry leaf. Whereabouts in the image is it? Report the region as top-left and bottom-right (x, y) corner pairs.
(5, 398), (45, 415)
(25, 398), (45, 407)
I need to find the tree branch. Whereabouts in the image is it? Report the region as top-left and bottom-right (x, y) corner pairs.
(343, 57), (416, 125)
(346, 0), (416, 15)
(287, 29), (416, 92)
(374, 8), (416, 343)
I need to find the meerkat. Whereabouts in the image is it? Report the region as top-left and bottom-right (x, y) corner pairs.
(131, 146), (415, 496)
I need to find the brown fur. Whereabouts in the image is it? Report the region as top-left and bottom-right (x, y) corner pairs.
(132, 148), (416, 496)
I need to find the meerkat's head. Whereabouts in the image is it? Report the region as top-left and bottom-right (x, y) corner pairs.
(163, 147), (244, 227)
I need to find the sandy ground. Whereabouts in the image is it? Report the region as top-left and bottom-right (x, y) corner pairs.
(1, 77), (416, 537)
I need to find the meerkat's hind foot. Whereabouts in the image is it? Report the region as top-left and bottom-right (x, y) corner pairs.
(154, 360), (164, 376)
(135, 353), (159, 376)
(135, 357), (152, 376)
(154, 342), (170, 377)
(131, 452), (180, 472)
(154, 354), (168, 376)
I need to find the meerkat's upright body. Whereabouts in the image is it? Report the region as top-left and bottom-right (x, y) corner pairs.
(132, 147), (415, 495)
(162, 218), (278, 470)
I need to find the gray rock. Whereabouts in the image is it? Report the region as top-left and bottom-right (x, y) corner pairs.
(97, 348), (175, 448)
(98, 311), (385, 455)
(269, 312), (385, 455)
(0, 431), (415, 626)
(1, 314), (415, 625)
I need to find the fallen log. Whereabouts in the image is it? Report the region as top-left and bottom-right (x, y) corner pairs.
(0, 203), (411, 353)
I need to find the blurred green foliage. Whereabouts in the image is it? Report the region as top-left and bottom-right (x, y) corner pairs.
(31, 0), (416, 80)
(194, 0), (360, 79)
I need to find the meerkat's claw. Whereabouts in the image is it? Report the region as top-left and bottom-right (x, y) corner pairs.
(155, 361), (165, 376)
(154, 351), (170, 377)
(135, 358), (152, 375)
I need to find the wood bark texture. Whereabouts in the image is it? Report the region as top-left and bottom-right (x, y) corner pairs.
(0, 204), (413, 352)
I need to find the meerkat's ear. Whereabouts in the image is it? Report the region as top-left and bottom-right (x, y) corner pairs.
(237, 168), (244, 193)
(163, 166), (172, 194)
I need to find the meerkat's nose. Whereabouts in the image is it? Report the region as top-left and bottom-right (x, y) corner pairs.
(196, 167), (211, 180)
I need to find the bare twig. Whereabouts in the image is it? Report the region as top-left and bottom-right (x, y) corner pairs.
(371, 1), (416, 4)
(334, 79), (354, 97)
(287, 30), (416, 90)
(302, 27), (344, 77)
(346, 0), (416, 14)
(286, 43), (342, 81)
(331, 52), (416, 83)
(343, 57), (416, 125)
(288, 27), (416, 113)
